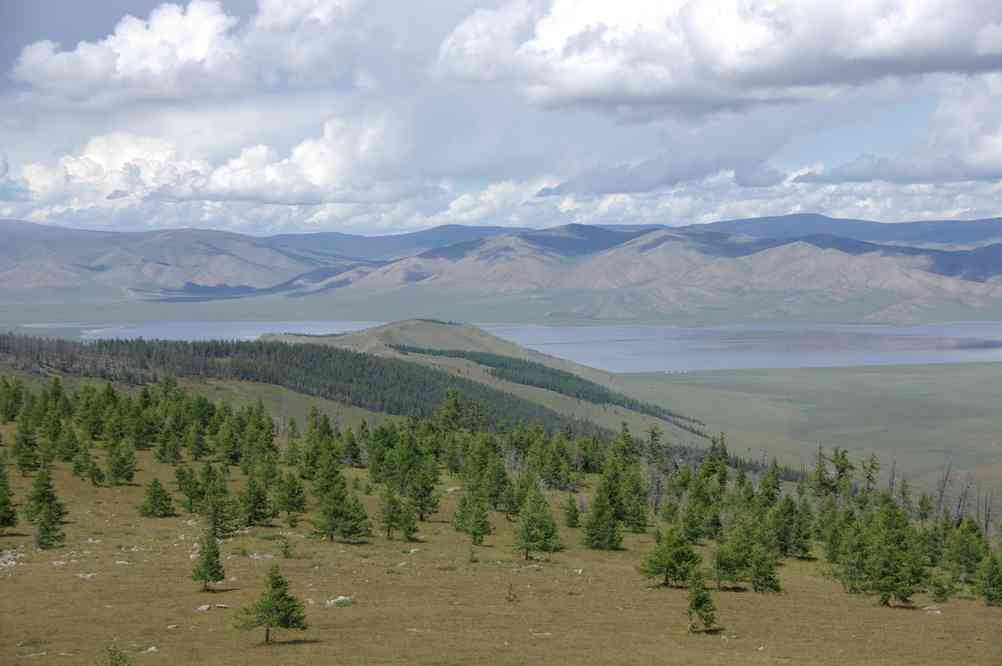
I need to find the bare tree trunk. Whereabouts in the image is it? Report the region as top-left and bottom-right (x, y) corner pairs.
(887, 460), (896, 496)
(935, 462), (952, 518)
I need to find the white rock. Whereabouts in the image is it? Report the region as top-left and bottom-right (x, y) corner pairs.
(76, 573), (97, 581)
(195, 604), (211, 612)
(143, 646), (159, 654)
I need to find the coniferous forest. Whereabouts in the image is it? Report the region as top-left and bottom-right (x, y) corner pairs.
(1, 365), (1000, 661)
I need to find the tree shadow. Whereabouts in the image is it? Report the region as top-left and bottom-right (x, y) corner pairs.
(203, 586), (239, 593)
(0, 532), (31, 538)
(260, 638), (321, 647)
(694, 627), (724, 636)
(716, 584), (748, 593)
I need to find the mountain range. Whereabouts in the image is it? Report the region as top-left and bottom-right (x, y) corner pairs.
(5, 214), (1002, 323)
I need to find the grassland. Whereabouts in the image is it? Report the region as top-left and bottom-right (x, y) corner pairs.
(619, 363), (1002, 487)
(2, 444), (998, 665)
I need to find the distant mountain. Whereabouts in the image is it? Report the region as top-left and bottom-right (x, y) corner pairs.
(265, 224), (526, 261)
(6, 215), (1002, 323)
(695, 213), (1002, 248)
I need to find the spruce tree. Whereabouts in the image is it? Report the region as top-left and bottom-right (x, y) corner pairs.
(379, 485), (404, 539)
(452, 492), (473, 534)
(583, 490), (621, 550)
(978, 551), (1002, 607)
(106, 438), (137, 485)
(273, 472), (307, 527)
(407, 458), (441, 520)
(337, 492), (371, 543)
(192, 524), (225, 591)
(749, 544), (781, 593)
(465, 495), (492, 545)
(398, 499), (419, 542)
(563, 494), (580, 528)
(35, 500), (64, 549)
(24, 463), (65, 524)
(13, 416), (39, 476)
(236, 564), (308, 644)
(139, 478), (175, 517)
(640, 526), (701, 587)
(686, 569), (716, 633)
(238, 474), (273, 527)
(0, 458), (17, 534)
(514, 487), (559, 560)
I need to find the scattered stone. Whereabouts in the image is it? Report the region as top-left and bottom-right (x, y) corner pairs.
(143, 646), (159, 654)
(404, 548), (420, 555)
(76, 573), (97, 581)
(51, 560), (67, 567)
(214, 604), (230, 609)
(446, 486), (462, 494)
(85, 538), (101, 544)
(531, 632), (552, 638)
(573, 568), (583, 575)
(167, 625), (178, 630)
(115, 560), (130, 565)
(325, 595), (354, 608)
(195, 604), (211, 612)
(249, 552), (274, 560)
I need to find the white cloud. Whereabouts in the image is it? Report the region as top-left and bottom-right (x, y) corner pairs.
(11, 0), (369, 105)
(440, 0), (1002, 115)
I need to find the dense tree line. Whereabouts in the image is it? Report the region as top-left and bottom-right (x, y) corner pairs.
(0, 333), (607, 436)
(391, 345), (706, 437)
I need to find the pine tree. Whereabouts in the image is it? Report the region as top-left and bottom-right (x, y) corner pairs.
(35, 500), (64, 549)
(465, 495), (492, 545)
(380, 485), (404, 539)
(106, 438), (137, 485)
(749, 544), (781, 593)
(192, 524), (225, 591)
(452, 492), (473, 534)
(514, 487), (559, 560)
(0, 458), (17, 534)
(398, 499), (419, 542)
(337, 493), (371, 543)
(406, 457), (441, 521)
(640, 526), (701, 587)
(56, 426), (79, 463)
(686, 569), (716, 633)
(139, 478), (175, 517)
(13, 416), (39, 476)
(978, 550), (1002, 606)
(583, 490), (621, 550)
(273, 472), (307, 527)
(236, 564), (308, 644)
(24, 463), (65, 524)
(563, 494), (580, 528)
(238, 474), (273, 527)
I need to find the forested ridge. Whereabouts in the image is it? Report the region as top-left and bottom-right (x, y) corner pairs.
(0, 333), (606, 437)
(391, 345), (706, 437)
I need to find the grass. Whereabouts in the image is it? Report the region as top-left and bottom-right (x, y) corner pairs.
(2, 447), (1000, 664)
(619, 363), (1002, 487)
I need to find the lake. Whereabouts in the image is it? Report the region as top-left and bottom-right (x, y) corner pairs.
(47, 319), (1002, 373)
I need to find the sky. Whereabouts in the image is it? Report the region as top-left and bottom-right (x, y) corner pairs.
(2, 0), (1002, 235)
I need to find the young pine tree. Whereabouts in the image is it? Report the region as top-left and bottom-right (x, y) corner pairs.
(337, 492), (371, 543)
(583, 490), (622, 550)
(514, 487), (559, 560)
(35, 500), (65, 549)
(0, 458), (17, 534)
(686, 569), (716, 633)
(640, 526), (701, 587)
(236, 564), (308, 644)
(139, 478), (175, 517)
(273, 472), (307, 528)
(238, 475), (273, 527)
(465, 495), (492, 546)
(13, 417), (39, 476)
(106, 438), (137, 485)
(24, 463), (65, 524)
(563, 494), (580, 528)
(978, 550), (1002, 607)
(380, 485), (404, 539)
(192, 524), (225, 592)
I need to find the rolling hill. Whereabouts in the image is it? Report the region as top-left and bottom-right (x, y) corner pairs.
(6, 215), (1002, 323)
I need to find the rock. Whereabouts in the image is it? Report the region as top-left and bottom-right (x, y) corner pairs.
(76, 573), (97, 581)
(325, 595), (354, 608)
(115, 560), (130, 565)
(195, 604), (211, 612)
(167, 625), (178, 630)
(249, 552), (274, 560)
(143, 646), (159, 654)
(51, 560), (67, 567)
(446, 486), (462, 494)
(214, 604), (230, 609)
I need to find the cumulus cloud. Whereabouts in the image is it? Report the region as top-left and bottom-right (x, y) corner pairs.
(439, 0), (1002, 115)
(798, 75), (1002, 184)
(11, 0), (367, 105)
